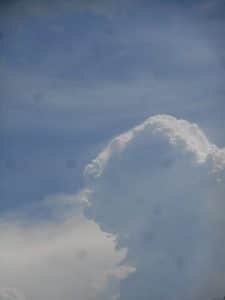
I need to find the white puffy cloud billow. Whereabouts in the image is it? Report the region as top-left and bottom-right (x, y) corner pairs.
(0, 190), (133, 300)
(0, 115), (225, 300)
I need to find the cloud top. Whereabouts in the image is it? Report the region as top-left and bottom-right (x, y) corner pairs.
(84, 114), (225, 179)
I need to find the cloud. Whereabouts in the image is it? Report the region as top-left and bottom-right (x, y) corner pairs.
(0, 114), (224, 300)
(84, 114), (225, 178)
(0, 193), (133, 300)
(0, 289), (26, 300)
(84, 115), (225, 300)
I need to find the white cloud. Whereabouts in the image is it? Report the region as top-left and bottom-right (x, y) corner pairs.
(0, 196), (133, 300)
(84, 114), (225, 300)
(0, 289), (26, 300)
(84, 114), (225, 178)
(0, 114), (224, 300)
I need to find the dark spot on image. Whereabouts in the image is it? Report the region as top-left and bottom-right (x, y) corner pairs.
(162, 157), (174, 168)
(4, 158), (16, 170)
(77, 249), (88, 261)
(66, 159), (77, 169)
(32, 92), (46, 112)
(175, 256), (185, 271)
(190, 214), (200, 225)
(142, 231), (154, 244)
(136, 197), (145, 205)
(105, 27), (113, 36)
(152, 203), (162, 216)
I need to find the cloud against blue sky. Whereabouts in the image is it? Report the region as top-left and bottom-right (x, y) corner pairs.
(84, 115), (225, 300)
(0, 189), (133, 300)
(0, 1), (225, 299)
(0, 115), (225, 300)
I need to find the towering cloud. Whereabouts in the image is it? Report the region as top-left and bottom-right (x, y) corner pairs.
(84, 115), (225, 300)
(0, 115), (224, 300)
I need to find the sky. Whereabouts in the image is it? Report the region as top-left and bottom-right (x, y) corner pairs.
(0, 1), (225, 300)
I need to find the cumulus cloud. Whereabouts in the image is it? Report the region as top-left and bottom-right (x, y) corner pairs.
(84, 114), (225, 178)
(0, 193), (133, 300)
(84, 115), (225, 300)
(0, 114), (224, 300)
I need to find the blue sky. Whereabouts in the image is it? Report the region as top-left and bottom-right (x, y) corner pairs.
(0, 1), (225, 300)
